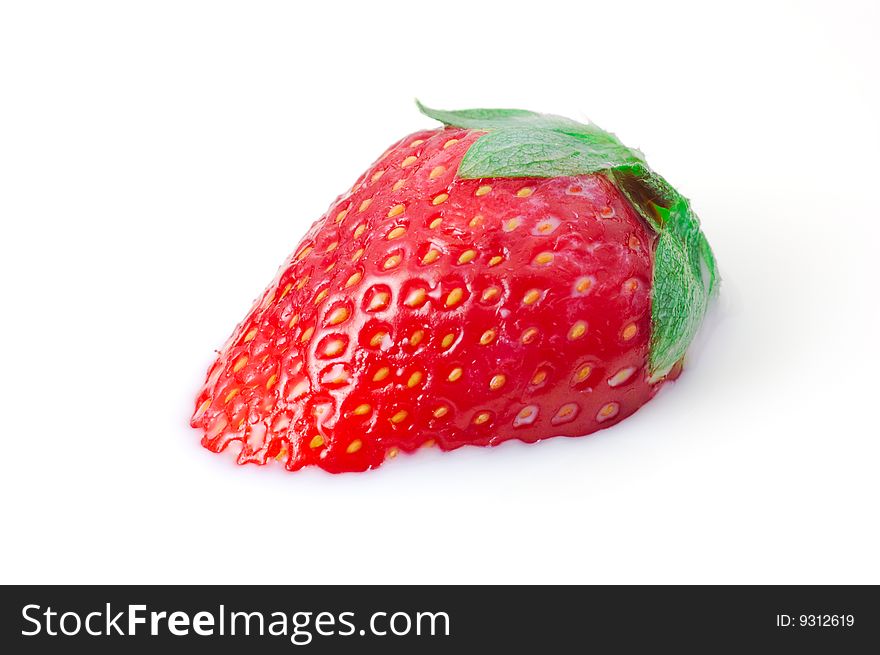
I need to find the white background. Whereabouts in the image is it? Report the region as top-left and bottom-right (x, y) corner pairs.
(1, 0), (878, 585)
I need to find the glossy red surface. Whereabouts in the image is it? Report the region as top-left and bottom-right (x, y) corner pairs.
(192, 127), (675, 472)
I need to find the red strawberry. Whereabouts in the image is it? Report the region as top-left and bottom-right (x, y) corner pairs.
(192, 103), (717, 473)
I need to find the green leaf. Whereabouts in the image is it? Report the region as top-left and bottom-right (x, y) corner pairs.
(416, 100), (632, 143)
(609, 166), (718, 379)
(458, 127), (643, 179)
(415, 100), (541, 129)
(648, 199), (717, 380)
(417, 102), (718, 378)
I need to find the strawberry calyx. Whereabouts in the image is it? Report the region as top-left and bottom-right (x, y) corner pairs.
(417, 101), (718, 379)
(608, 165), (718, 378)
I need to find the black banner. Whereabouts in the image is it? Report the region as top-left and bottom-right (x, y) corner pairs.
(1, 585), (876, 652)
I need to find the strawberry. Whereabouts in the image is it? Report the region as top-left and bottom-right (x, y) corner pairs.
(192, 103), (717, 473)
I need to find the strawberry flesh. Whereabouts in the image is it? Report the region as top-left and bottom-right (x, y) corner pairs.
(192, 127), (674, 473)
